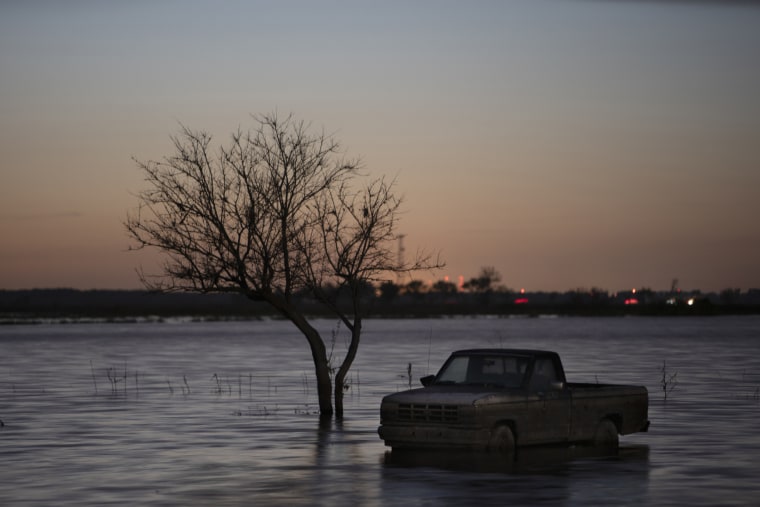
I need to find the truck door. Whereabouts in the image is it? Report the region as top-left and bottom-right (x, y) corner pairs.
(524, 357), (571, 445)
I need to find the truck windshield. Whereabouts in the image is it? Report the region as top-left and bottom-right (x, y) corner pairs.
(434, 355), (528, 388)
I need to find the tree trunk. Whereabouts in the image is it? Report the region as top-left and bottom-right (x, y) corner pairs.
(266, 295), (334, 418)
(314, 355), (334, 419)
(298, 322), (334, 419)
(334, 318), (361, 419)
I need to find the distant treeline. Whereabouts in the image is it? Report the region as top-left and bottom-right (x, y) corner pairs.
(2, 286), (760, 322)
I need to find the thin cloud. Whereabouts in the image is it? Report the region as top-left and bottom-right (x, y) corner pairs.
(0, 211), (83, 221)
(579, 0), (760, 5)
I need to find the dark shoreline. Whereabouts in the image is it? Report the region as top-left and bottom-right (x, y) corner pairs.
(2, 289), (759, 324)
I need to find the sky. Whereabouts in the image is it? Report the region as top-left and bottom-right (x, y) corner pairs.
(2, 0), (760, 293)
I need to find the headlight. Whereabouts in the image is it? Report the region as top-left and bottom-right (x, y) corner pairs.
(380, 402), (397, 422)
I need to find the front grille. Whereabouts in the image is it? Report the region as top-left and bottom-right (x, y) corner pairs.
(398, 403), (458, 423)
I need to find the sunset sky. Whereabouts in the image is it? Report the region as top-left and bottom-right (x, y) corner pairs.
(2, 0), (759, 293)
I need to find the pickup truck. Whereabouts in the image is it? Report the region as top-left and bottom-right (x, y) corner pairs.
(378, 349), (649, 452)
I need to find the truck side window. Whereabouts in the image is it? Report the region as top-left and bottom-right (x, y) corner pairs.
(530, 358), (559, 391)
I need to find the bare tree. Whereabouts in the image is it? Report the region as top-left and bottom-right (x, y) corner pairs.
(126, 112), (440, 418)
(463, 266), (502, 293)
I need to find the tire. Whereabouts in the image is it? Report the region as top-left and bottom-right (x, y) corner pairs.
(593, 419), (619, 448)
(488, 425), (516, 453)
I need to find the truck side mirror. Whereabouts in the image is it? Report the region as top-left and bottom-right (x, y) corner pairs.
(420, 375), (435, 387)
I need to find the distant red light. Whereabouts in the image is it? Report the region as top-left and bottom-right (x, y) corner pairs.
(624, 298), (639, 305)
(514, 298), (529, 305)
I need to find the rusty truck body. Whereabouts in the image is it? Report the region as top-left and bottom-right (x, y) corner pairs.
(378, 349), (649, 451)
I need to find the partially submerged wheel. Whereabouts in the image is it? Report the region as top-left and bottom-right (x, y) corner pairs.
(593, 419), (619, 447)
(488, 425), (515, 453)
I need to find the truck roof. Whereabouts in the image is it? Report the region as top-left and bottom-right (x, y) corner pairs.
(451, 348), (558, 357)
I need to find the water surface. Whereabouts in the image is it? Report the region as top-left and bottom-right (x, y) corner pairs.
(2, 316), (759, 506)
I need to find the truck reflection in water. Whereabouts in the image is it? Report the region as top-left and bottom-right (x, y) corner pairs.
(384, 444), (650, 475)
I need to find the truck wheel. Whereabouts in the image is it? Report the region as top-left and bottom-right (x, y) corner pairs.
(488, 425), (515, 453)
(593, 419), (619, 447)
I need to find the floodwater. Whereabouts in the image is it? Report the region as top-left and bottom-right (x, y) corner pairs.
(1, 316), (759, 506)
